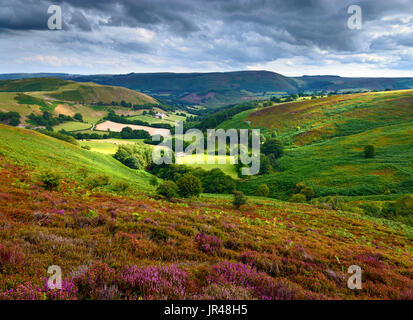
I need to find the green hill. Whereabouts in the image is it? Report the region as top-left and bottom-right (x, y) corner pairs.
(213, 91), (413, 220)
(0, 124), (154, 192)
(0, 78), (159, 124)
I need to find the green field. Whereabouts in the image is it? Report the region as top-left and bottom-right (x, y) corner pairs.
(177, 153), (238, 178)
(80, 139), (144, 154)
(0, 124), (154, 192)
(53, 121), (92, 132)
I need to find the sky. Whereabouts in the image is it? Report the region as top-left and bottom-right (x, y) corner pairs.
(1, 0), (413, 77)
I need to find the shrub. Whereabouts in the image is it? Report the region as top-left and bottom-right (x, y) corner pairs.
(150, 175), (159, 186)
(156, 180), (179, 200)
(73, 113), (83, 121)
(72, 262), (117, 300)
(300, 186), (315, 200)
(290, 193), (306, 203)
(119, 264), (189, 299)
(81, 145), (91, 150)
(0, 279), (78, 300)
(112, 181), (130, 192)
(177, 173), (203, 198)
(256, 184), (270, 197)
(206, 262), (295, 300)
(394, 195), (413, 216)
(0, 244), (24, 267)
(364, 145), (376, 158)
(85, 174), (110, 188)
(38, 170), (61, 190)
(194, 233), (223, 255)
(261, 139), (284, 158)
(233, 190), (247, 209)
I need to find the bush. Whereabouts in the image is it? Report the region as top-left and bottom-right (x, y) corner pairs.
(150, 176), (159, 186)
(301, 186), (315, 200)
(233, 190), (247, 209)
(85, 174), (110, 188)
(290, 193), (306, 203)
(38, 170), (61, 190)
(177, 173), (203, 198)
(195, 233), (223, 255)
(261, 139), (284, 158)
(73, 113), (83, 122)
(256, 184), (270, 197)
(112, 181), (130, 192)
(364, 145), (376, 158)
(394, 195), (413, 216)
(81, 145), (91, 150)
(156, 180), (179, 200)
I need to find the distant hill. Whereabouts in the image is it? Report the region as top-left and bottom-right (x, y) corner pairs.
(1, 71), (413, 107)
(0, 78), (158, 123)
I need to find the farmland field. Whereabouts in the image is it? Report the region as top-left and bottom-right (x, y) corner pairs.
(53, 121), (92, 132)
(96, 120), (171, 137)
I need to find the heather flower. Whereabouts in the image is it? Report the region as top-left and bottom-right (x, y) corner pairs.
(195, 233), (223, 255)
(0, 279), (78, 300)
(206, 261), (295, 300)
(120, 264), (189, 299)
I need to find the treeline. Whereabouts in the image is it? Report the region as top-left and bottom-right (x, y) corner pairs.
(151, 163), (236, 194)
(106, 111), (172, 129)
(28, 111), (83, 129)
(66, 126), (151, 140)
(0, 111), (20, 126)
(93, 99), (175, 112)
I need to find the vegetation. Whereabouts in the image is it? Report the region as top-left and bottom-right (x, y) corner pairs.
(156, 180), (179, 200)
(233, 190), (247, 209)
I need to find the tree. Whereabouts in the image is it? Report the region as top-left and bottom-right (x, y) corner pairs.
(74, 113), (83, 122)
(177, 173), (203, 198)
(364, 145), (376, 158)
(259, 154), (271, 175)
(233, 191), (247, 209)
(256, 184), (270, 197)
(261, 139), (284, 158)
(156, 180), (178, 200)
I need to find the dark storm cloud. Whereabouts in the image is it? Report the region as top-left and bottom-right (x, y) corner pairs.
(1, 0), (413, 74)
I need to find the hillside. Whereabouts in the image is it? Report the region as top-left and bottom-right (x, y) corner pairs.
(0, 124), (412, 300)
(0, 78), (158, 124)
(0, 124), (154, 192)
(214, 91), (413, 218)
(2, 72), (413, 108)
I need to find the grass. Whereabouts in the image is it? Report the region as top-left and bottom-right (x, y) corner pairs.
(80, 139), (144, 154)
(177, 154), (238, 178)
(53, 121), (92, 132)
(0, 124), (154, 192)
(0, 150), (412, 299)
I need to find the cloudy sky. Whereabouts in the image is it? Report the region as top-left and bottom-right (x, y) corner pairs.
(1, 0), (413, 76)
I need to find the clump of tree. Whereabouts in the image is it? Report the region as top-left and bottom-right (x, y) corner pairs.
(28, 111), (80, 130)
(151, 164), (235, 195)
(38, 170), (62, 190)
(290, 182), (315, 202)
(364, 145), (376, 158)
(0, 111), (21, 126)
(156, 180), (179, 200)
(114, 144), (153, 170)
(256, 184), (270, 197)
(177, 173), (203, 198)
(233, 190), (247, 209)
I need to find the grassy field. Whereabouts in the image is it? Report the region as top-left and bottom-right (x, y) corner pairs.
(53, 121), (92, 132)
(176, 153), (238, 178)
(80, 139), (144, 154)
(0, 124), (154, 192)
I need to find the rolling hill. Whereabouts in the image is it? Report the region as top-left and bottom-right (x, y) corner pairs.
(0, 123), (412, 300)
(214, 90), (413, 220)
(0, 78), (158, 124)
(2, 71), (413, 107)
